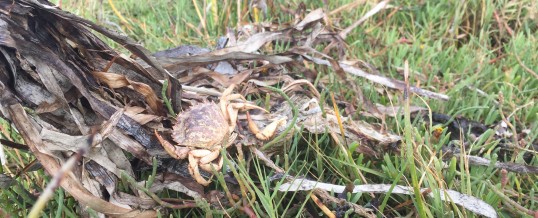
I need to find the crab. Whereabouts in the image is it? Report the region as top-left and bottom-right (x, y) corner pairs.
(155, 85), (284, 186)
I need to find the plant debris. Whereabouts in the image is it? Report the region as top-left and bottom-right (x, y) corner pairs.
(0, 0), (535, 217)
(278, 178), (497, 218)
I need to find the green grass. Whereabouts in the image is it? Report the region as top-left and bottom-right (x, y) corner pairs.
(1, 0), (537, 217)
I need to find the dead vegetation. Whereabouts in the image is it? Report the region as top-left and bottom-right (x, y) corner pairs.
(0, 0), (536, 217)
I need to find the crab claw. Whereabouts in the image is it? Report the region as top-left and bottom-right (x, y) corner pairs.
(247, 112), (286, 140)
(154, 130), (189, 159)
(229, 102), (268, 112)
(226, 103), (268, 130)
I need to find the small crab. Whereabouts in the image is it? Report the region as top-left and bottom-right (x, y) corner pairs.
(155, 85), (284, 186)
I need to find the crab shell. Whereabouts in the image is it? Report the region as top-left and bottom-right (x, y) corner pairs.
(171, 102), (230, 149)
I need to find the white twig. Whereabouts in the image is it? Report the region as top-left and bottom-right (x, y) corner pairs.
(306, 56), (450, 101)
(339, 0), (391, 39)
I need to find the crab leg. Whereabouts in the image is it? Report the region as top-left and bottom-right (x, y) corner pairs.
(188, 154), (212, 186)
(220, 84), (268, 123)
(154, 130), (189, 159)
(221, 84), (236, 97)
(197, 150), (220, 164)
(191, 149), (221, 173)
(190, 149), (212, 158)
(224, 93), (248, 102)
(200, 132), (237, 172)
(220, 85), (237, 121)
(200, 157), (223, 173)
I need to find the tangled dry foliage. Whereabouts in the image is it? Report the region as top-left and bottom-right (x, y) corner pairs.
(0, 0), (536, 217)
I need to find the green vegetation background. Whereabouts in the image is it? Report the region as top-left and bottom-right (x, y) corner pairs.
(1, 0), (536, 217)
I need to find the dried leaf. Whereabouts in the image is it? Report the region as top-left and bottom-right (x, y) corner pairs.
(8, 103), (156, 217)
(147, 174), (204, 199)
(349, 120), (401, 144)
(376, 104), (427, 117)
(114, 192), (156, 209)
(279, 178), (497, 218)
(125, 113), (159, 125)
(213, 61), (237, 75)
(35, 99), (64, 114)
(455, 154), (538, 174)
(21, 0), (172, 81)
(156, 51), (293, 72)
(93, 72), (165, 116)
(1, 3), (162, 151)
(39, 129), (123, 177)
(212, 32), (285, 54)
(297, 96), (401, 144)
(307, 56), (450, 100)
(339, 0), (390, 39)
(295, 8), (325, 31)
(153, 45), (210, 58)
(108, 129), (152, 164)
